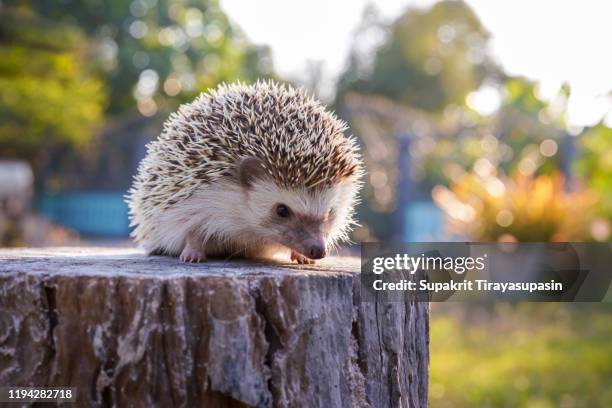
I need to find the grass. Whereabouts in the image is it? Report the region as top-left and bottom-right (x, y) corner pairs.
(429, 303), (612, 408)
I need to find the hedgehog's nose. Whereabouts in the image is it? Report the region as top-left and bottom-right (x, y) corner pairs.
(307, 242), (326, 259)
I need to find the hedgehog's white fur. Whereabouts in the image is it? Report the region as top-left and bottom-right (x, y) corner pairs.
(126, 80), (363, 262)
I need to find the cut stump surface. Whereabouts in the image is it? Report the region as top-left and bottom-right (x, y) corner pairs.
(0, 247), (428, 408)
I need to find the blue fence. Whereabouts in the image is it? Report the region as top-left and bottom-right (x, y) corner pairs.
(36, 192), (130, 237)
(403, 200), (445, 242)
(36, 194), (446, 241)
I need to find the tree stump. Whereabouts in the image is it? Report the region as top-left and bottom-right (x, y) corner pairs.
(0, 247), (428, 407)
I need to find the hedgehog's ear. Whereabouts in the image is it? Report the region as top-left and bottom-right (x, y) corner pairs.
(238, 157), (267, 188)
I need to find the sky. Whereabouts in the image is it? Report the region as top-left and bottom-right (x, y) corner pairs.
(220, 0), (612, 128)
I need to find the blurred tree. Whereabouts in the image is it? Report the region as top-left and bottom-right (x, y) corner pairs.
(575, 123), (612, 226)
(416, 78), (570, 189)
(1, 0), (275, 191)
(26, 0), (274, 116)
(339, 1), (604, 243)
(339, 0), (500, 240)
(337, 0), (499, 113)
(0, 7), (105, 160)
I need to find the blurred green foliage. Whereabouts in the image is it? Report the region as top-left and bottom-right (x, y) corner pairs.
(427, 79), (610, 242)
(26, 0), (273, 114)
(338, 0), (501, 240)
(575, 123), (612, 219)
(430, 304), (612, 407)
(0, 8), (105, 157)
(0, 0), (273, 169)
(339, 1), (611, 242)
(418, 78), (569, 186)
(338, 0), (498, 113)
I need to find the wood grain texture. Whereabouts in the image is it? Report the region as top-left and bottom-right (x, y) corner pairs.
(0, 247), (428, 408)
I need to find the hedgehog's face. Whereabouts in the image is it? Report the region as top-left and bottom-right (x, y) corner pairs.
(239, 159), (359, 260)
(247, 180), (358, 260)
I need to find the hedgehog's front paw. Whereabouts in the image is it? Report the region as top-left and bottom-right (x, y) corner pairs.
(180, 246), (206, 263)
(291, 250), (315, 265)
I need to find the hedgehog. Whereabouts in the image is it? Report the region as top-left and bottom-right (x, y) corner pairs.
(126, 81), (363, 264)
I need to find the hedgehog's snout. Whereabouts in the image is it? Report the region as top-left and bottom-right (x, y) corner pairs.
(304, 238), (327, 260)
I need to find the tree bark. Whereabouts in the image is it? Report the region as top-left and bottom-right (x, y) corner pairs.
(0, 247), (428, 407)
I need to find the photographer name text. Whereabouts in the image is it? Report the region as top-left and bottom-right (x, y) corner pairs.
(372, 279), (563, 293)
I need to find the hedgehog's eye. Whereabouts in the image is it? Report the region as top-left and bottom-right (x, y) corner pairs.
(276, 204), (291, 218)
